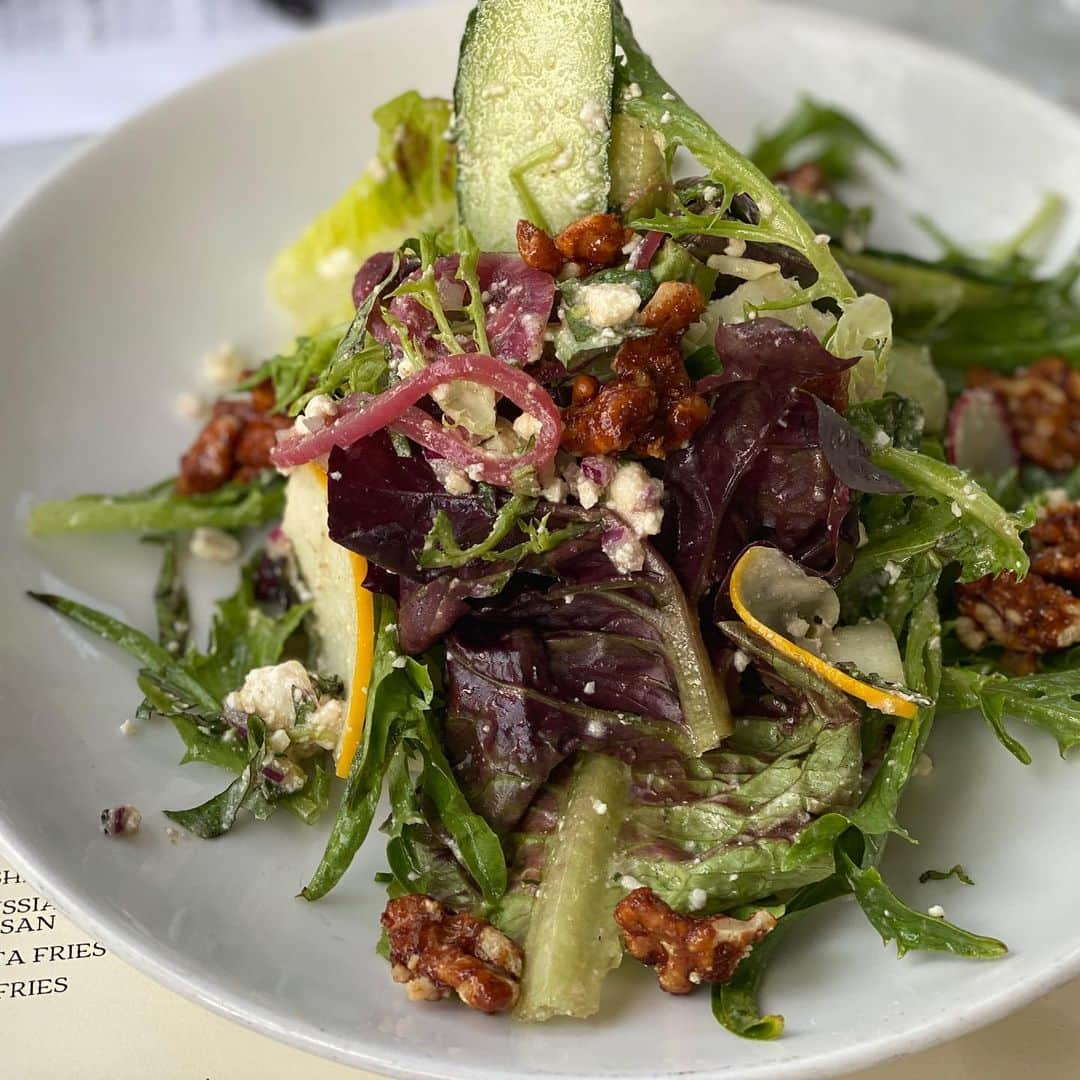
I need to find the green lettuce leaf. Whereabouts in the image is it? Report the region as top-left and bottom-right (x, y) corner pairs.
(268, 91), (457, 333)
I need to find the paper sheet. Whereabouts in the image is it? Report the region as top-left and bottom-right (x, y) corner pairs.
(0, 0), (419, 145)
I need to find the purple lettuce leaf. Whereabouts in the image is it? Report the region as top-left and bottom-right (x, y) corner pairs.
(444, 537), (730, 832)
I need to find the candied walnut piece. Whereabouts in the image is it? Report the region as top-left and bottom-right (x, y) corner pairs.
(177, 385), (289, 496)
(955, 571), (1080, 654)
(553, 213), (634, 269)
(639, 280), (706, 337)
(176, 412), (243, 496)
(517, 219), (564, 275)
(235, 415), (292, 471)
(561, 281), (709, 458)
(968, 357), (1080, 471)
(561, 371), (658, 456)
(1030, 501), (1080, 584)
(381, 894), (523, 1014)
(1000, 650), (1039, 677)
(614, 888), (775, 994)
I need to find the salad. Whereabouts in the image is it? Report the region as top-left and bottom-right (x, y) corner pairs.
(26, 0), (1080, 1036)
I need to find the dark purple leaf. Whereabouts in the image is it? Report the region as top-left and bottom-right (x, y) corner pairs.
(814, 397), (909, 494)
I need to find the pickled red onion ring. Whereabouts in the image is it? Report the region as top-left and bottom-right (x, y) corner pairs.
(270, 353), (562, 486)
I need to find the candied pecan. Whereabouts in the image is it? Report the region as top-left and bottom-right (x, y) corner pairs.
(176, 412), (243, 495)
(570, 372), (600, 405)
(614, 887), (776, 994)
(381, 894), (523, 1014)
(517, 220), (564, 275)
(968, 357), (1080, 471)
(1000, 650), (1039, 677)
(249, 378), (277, 414)
(561, 282), (709, 458)
(773, 161), (828, 196)
(955, 570), (1080, 654)
(561, 371), (658, 456)
(235, 415), (291, 470)
(639, 280), (706, 337)
(553, 213), (634, 269)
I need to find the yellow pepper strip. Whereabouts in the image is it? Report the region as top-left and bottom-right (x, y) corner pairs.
(729, 547), (918, 720)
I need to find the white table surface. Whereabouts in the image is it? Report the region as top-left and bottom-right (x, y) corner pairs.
(3, 3), (1079, 1075)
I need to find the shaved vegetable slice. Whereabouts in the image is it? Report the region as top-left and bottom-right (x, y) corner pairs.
(730, 546), (923, 719)
(282, 463), (375, 778)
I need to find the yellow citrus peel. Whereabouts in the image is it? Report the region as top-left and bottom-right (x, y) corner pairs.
(729, 547), (918, 720)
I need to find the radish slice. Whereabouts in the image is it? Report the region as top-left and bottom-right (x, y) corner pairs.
(270, 353), (562, 486)
(947, 388), (1018, 477)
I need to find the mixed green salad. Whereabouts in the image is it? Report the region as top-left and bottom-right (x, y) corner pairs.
(27, 0), (1080, 1036)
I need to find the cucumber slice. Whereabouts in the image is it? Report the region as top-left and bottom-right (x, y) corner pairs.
(454, 0), (614, 251)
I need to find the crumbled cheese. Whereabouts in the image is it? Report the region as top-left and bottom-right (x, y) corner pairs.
(572, 471), (605, 510)
(757, 198), (773, 216)
(202, 343), (244, 388)
(913, 752), (934, 778)
(513, 412), (544, 442)
(268, 729), (291, 754)
(228, 660), (315, 733)
(540, 477), (569, 504)
(391, 655), (408, 669)
(786, 616), (811, 639)
(688, 888), (707, 911)
(883, 560), (902, 585)
(661, 91), (676, 102)
(430, 458), (474, 496)
(623, 82), (643, 100)
(165, 826), (185, 845)
(724, 238), (747, 258)
(814, 233), (831, 246)
(622, 234), (644, 257)
(579, 282), (642, 329)
(585, 718), (606, 738)
(315, 246), (357, 281)
(119, 718), (137, 736)
(702, 185), (719, 203)
(688, 971), (702, 985)
(591, 799), (608, 815)
(466, 463), (486, 482)
(578, 99), (607, 134)
(732, 650), (750, 673)
(659, 110), (672, 124)
(189, 526), (242, 563)
(928, 905), (946, 919)
(951, 501), (963, 518)
(175, 391), (207, 421)
(606, 532), (646, 574)
(292, 393), (338, 436)
(619, 875), (643, 891)
(583, 680), (596, 695)
(604, 462), (664, 538)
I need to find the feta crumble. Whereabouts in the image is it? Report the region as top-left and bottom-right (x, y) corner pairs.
(605, 462), (664, 538)
(623, 82), (643, 100)
(119, 718), (137, 736)
(202, 342), (244, 388)
(725, 238), (747, 257)
(175, 391), (207, 421)
(619, 874), (643, 891)
(913, 753), (934, 778)
(579, 282), (642, 329)
(732, 650), (750, 673)
(928, 905), (946, 919)
(688, 888), (707, 911)
(189, 526), (241, 563)
(513, 411), (544, 442)
(431, 458), (474, 496)
(583, 680), (596, 695)
(591, 799), (608, 815)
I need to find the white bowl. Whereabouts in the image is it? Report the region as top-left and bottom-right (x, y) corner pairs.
(3, 2), (1079, 1077)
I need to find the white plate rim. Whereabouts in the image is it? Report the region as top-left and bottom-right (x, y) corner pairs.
(3, 2), (1080, 1077)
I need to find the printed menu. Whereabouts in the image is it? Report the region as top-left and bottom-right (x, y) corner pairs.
(0, 853), (374, 1080)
